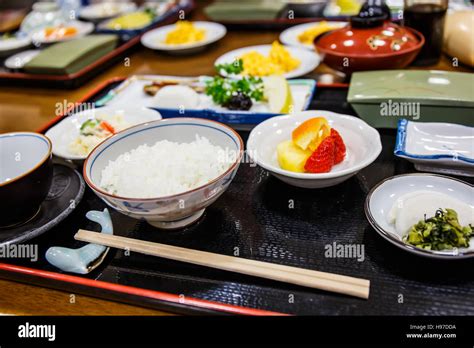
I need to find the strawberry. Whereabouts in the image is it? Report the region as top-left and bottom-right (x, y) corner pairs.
(331, 128), (346, 164)
(304, 136), (335, 173)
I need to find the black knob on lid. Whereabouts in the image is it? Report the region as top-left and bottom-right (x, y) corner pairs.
(350, 0), (392, 28)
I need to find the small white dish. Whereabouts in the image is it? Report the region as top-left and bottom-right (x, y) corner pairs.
(80, 2), (137, 21)
(45, 106), (162, 161)
(365, 173), (474, 259)
(395, 119), (474, 177)
(279, 21), (348, 51)
(83, 118), (243, 229)
(0, 35), (31, 57)
(30, 20), (94, 44)
(4, 50), (41, 69)
(141, 21), (226, 55)
(214, 44), (320, 79)
(246, 110), (382, 188)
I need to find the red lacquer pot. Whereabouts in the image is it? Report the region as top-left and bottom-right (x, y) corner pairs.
(314, 0), (424, 74)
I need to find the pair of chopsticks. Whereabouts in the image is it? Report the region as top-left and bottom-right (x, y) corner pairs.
(75, 230), (370, 299)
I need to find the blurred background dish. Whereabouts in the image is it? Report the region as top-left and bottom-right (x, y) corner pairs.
(20, 1), (66, 34)
(96, 0), (182, 39)
(323, 0), (362, 16)
(30, 20), (94, 44)
(141, 21), (227, 55)
(79, 1), (137, 22)
(0, 33), (31, 57)
(4, 49), (41, 69)
(279, 21), (348, 50)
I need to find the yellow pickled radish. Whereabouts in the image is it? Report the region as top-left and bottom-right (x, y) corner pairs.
(277, 140), (312, 173)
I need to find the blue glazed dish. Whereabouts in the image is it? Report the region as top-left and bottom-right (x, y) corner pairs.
(96, 0), (195, 41)
(394, 119), (474, 177)
(152, 79), (316, 125)
(95, 77), (316, 126)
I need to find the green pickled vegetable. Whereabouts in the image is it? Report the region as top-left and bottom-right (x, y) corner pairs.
(80, 119), (100, 135)
(403, 208), (473, 251)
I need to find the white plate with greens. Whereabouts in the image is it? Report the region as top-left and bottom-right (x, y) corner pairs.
(94, 74), (316, 125)
(365, 173), (474, 259)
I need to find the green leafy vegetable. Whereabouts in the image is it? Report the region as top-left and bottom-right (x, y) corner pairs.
(204, 76), (264, 108)
(404, 208), (473, 251)
(80, 119), (100, 135)
(215, 59), (244, 75)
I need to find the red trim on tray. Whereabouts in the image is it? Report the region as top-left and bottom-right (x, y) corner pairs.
(0, 262), (287, 316)
(317, 82), (349, 88)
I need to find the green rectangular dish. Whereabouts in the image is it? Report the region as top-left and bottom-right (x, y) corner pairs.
(24, 34), (118, 75)
(347, 70), (474, 128)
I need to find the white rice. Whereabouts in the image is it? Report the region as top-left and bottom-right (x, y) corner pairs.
(100, 135), (231, 198)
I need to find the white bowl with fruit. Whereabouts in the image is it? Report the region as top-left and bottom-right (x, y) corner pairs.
(246, 110), (382, 188)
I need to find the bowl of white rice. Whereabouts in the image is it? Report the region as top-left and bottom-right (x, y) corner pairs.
(83, 118), (243, 229)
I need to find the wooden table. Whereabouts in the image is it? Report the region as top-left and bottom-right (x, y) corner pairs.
(0, 2), (471, 315)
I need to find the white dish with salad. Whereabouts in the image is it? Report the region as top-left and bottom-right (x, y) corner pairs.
(45, 106), (162, 161)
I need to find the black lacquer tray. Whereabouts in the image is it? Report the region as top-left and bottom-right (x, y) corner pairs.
(1, 80), (473, 315)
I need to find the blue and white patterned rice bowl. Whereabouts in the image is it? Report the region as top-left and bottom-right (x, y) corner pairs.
(83, 118), (243, 229)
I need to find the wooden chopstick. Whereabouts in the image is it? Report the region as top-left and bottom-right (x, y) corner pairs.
(75, 230), (370, 299)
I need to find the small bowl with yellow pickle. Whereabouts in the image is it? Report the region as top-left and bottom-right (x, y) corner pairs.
(141, 21), (227, 55)
(246, 110), (382, 188)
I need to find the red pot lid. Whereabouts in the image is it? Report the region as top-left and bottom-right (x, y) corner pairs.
(316, 21), (422, 57)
